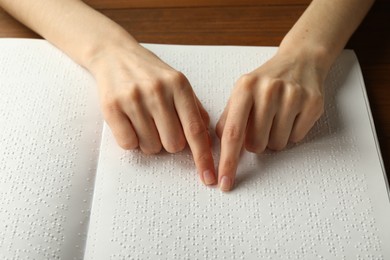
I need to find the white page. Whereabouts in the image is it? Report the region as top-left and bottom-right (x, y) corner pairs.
(85, 45), (390, 259)
(0, 39), (103, 260)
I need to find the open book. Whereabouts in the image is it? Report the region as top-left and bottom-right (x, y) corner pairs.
(0, 39), (389, 259)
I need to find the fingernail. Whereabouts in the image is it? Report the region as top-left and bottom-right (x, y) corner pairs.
(220, 176), (232, 192)
(203, 170), (216, 185)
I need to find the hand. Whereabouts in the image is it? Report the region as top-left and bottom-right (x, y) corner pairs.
(88, 42), (216, 186)
(216, 49), (327, 191)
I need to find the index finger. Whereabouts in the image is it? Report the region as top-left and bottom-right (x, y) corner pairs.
(218, 92), (253, 191)
(173, 80), (216, 186)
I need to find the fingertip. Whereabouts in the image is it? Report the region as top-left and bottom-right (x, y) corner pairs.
(202, 169), (217, 186)
(289, 133), (304, 144)
(194, 148), (216, 185)
(118, 138), (138, 150)
(219, 175), (233, 192)
(217, 157), (237, 192)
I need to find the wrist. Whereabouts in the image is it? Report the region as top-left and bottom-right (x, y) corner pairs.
(81, 25), (140, 72)
(278, 34), (334, 80)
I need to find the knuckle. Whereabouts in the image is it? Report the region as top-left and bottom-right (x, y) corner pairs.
(195, 152), (212, 167)
(171, 71), (188, 84)
(173, 80), (191, 93)
(102, 97), (121, 117)
(286, 83), (302, 99)
(237, 73), (256, 86)
(261, 78), (283, 99)
(223, 124), (242, 143)
(236, 74), (256, 92)
(123, 87), (142, 104)
(267, 78), (284, 90)
(165, 138), (186, 153)
(167, 71), (189, 89)
(284, 83), (303, 107)
(187, 119), (206, 138)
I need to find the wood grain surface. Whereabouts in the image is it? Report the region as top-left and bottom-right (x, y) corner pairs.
(1, 1), (389, 177)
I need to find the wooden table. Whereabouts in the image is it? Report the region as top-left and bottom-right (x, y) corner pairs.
(1, 0), (389, 179)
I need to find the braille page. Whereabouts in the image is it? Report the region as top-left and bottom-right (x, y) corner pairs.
(0, 39), (103, 259)
(85, 45), (390, 259)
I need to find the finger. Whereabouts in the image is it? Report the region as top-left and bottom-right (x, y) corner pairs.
(105, 108), (138, 150)
(152, 101), (186, 153)
(267, 111), (297, 151)
(173, 82), (216, 186)
(123, 101), (162, 155)
(194, 95), (210, 128)
(289, 95), (324, 143)
(268, 84), (301, 151)
(194, 95), (212, 147)
(216, 99), (230, 139)
(218, 92), (253, 192)
(244, 97), (276, 154)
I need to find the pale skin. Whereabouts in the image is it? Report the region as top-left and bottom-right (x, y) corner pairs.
(0, 0), (374, 191)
